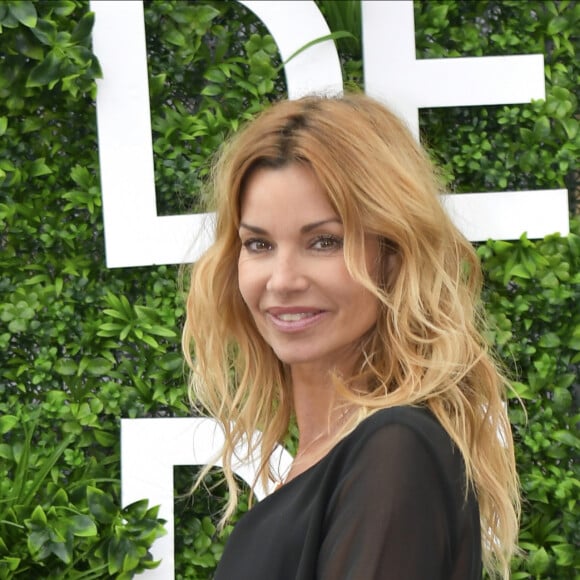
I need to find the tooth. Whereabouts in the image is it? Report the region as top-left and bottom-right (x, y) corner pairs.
(278, 313), (312, 321)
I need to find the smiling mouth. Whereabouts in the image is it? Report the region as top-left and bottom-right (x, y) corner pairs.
(266, 309), (326, 332)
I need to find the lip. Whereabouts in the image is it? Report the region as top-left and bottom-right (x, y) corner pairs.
(265, 307), (327, 333)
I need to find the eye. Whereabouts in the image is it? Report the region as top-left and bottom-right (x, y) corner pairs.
(311, 235), (343, 251)
(242, 238), (272, 253)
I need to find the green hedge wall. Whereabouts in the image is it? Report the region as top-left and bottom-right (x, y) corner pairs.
(1, 1), (578, 578)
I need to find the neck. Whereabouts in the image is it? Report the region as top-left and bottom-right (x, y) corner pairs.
(288, 365), (358, 481)
(290, 366), (337, 449)
(284, 394), (354, 485)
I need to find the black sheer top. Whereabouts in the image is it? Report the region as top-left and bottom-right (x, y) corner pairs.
(214, 406), (482, 579)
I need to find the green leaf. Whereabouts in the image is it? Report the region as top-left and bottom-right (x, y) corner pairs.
(8, 319), (27, 333)
(29, 17), (57, 45)
(29, 158), (52, 177)
(204, 68), (227, 84)
(0, 116), (7, 136)
(107, 536), (130, 574)
(122, 498), (150, 520)
(93, 429), (117, 446)
(552, 542), (575, 566)
(0, 156), (18, 175)
(547, 16), (569, 35)
(141, 334), (160, 349)
(21, 435), (75, 506)
(66, 45), (94, 66)
(509, 381), (533, 400)
(528, 547), (551, 574)
(14, 28), (44, 59)
(70, 11), (94, 43)
(201, 516), (216, 536)
(26, 51), (61, 87)
(52, 487), (69, 506)
(87, 486), (118, 523)
(194, 531), (212, 551)
(552, 429), (580, 449)
(532, 116), (551, 140)
(27, 527), (50, 556)
(509, 263), (530, 279)
(0, 414), (18, 434)
(68, 514), (97, 537)
(52, 538), (73, 564)
(148, 325), (177, 338)
(201, 84), (223, 97)
(54, 358), (77, 376)
(0, 443), (14, 460)
(29, 505), (47, 525)
(9, 1), (37, 28)
(86, 357), (113, 376)
(552, 387), (572, 411)
(0, 557), (20, 572)
(560, 118), (578, 140)
(279, 30), (357, 70)
(70, 165), (90, 188)
(538, 332), (561, 348)
(165, 28), (186, 47)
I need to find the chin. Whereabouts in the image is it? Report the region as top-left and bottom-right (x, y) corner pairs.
(271, 348), (315, 367)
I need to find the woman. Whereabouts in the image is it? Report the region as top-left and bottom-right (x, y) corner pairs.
(183, 93), (520, 579)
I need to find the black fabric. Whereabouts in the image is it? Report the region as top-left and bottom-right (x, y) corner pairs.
(213, 406), (482, 580)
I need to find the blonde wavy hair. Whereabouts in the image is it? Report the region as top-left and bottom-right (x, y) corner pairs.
(183, 93), (520, 577)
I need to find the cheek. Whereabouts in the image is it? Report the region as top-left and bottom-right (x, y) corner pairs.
(237, 261), (259, 309)
(348, 282), (379, 326)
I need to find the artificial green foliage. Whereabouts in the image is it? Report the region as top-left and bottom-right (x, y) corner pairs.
(479, 226), (580, 579)
(1, 1), (176, 577)
(0, 1), (578, 579)
(317, 0), (363, 86)
(173, 467), (249, 579)
(144, 0), (283, 215)
(415, 0), (578, 200)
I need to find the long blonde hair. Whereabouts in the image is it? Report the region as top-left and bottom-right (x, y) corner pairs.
(183, 93), (520, 577)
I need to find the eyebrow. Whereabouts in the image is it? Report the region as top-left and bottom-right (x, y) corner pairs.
(239, 218), (342, 235)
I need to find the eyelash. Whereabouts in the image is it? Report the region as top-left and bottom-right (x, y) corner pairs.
(242, 238), (272, 253)
(241, 235), (343, 253)
(311, 234), (343, 251)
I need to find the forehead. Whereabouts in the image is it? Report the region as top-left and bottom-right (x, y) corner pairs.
(239, 163), (338, 224)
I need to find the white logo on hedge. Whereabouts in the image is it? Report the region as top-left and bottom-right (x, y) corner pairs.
(92, 0), (568, 269)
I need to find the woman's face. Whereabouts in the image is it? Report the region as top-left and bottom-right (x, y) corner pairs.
(237, 162), (380, 377)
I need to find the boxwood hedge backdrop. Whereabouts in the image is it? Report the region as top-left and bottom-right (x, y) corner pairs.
(1, 1), (578, 578)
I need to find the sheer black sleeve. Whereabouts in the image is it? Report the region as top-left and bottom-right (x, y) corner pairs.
(317, 418), (475, 579)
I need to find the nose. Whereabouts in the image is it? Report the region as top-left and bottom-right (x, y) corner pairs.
(266, 250), (309, 294)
